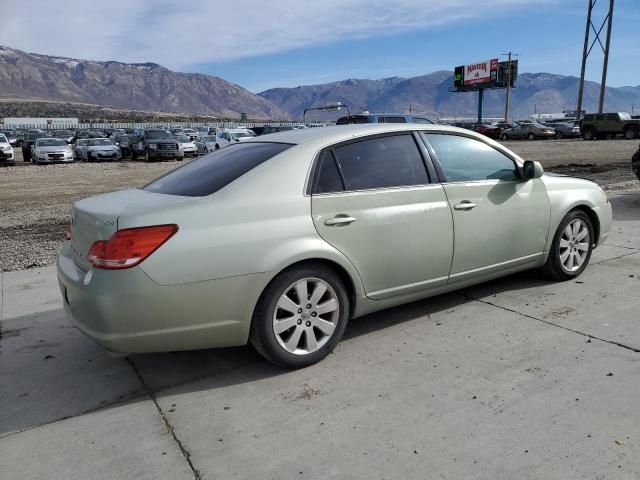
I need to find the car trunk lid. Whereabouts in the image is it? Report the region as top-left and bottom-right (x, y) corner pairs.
(69, 188), (190, 271)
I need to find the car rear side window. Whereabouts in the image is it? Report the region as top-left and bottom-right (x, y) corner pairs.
(143, 142), (292, 197)
(312, 151), (344, 194)
(333, 134), (428, 191)
(424, 133), (518, 182)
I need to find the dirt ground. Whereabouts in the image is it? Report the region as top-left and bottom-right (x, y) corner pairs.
(1, 139), (639, 271)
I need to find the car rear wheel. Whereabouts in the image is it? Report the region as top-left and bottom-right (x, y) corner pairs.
(527, 133), (535, 141)
(500, 133), (508, 141)
(624, 127), (637, 140)
(555, 132), (564, 139)
(582, 129), (595, 141)
(542, 210), (594, 281)
(250, 264), (350, 369)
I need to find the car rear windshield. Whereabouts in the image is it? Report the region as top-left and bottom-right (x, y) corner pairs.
(143, 142), (293, 197)
(145, 130), (174, 139)
(336, 115), (369, 125)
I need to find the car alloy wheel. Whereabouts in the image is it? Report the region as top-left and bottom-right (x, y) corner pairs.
(558, 219), (590, 273)
(250, 263), (349, 369)
(582, 130), (594, 141)
(272, 277), (339, 355)
(556, 132), (563, 139)
(500, 134), (508, 141)
(542, 210), (594, 280)
(527, 133), (535, 140)
(624, 128), (637, 140)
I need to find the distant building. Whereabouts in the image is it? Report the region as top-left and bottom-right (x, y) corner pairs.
(2, 117), (79, 128)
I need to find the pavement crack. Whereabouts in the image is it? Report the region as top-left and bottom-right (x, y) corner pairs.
(593, 251), (640, 264)
(126, 358), (202, 480)
(602, 243), (640, 251)
(463, 293), (640, 354)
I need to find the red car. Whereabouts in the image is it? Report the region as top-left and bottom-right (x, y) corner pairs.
(471, 123), (503, 139)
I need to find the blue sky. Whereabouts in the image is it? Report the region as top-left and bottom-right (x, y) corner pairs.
(193, 0), (639, 92)
(2, 0), (638, 93)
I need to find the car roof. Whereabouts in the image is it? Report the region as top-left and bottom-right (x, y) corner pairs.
(246, 124), (463, 146)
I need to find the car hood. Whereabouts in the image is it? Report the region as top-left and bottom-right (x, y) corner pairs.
(146, 138), (177, 144)
(87, 145), (118, 151)
(37, 146), (70, 152)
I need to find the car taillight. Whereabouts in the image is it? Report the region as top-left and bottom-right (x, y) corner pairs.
(87, 224), (178, 270)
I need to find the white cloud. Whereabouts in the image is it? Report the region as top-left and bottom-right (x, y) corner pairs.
(0, 0), (544, 69)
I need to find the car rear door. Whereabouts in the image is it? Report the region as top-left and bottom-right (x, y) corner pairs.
(422, 132), (550, 283)
(310, 132), (454, 300)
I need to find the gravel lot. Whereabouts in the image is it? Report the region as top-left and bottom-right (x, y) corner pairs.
(1, 138), (638, 272)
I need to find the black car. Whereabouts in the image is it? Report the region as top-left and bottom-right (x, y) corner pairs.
(21, 132), (49, 162)
(112, 134), (133, 157)
(129, 129), (184, 161)
(52, 130), (75, 144)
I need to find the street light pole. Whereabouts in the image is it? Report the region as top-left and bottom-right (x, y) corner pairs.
(503, 51), (512, 123)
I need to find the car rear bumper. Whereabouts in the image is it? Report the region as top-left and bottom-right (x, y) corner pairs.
(57, 242), (270, 354)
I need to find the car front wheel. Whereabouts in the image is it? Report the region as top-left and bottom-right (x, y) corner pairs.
(542, 210), (594, 281)
(250, 264), (350, 369)
(500, 133), (508, 141)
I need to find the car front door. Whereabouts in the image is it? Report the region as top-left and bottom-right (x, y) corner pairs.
(311, 133), (454, 300)
(422, 132), (551, 283)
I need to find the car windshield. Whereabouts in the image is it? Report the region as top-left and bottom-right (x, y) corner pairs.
(145, 130), (174, 139)
(143, 142), (292, 197)
(233, 132), (255, 138)
(37, 139), (67, 147)
(0, 134), (8, 143)
(54, 131), (72, 137)
(204, 136), (216, 141)
(178, 135), (190, 142)
(88, 139), (112, 146)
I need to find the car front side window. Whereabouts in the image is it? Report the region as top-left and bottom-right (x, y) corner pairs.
(424, 133), (518, 182)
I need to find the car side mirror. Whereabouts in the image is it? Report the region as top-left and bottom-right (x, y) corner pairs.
(522, 160), (544, 179)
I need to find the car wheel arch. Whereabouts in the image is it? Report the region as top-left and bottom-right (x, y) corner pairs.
(570, 205), (601, 247)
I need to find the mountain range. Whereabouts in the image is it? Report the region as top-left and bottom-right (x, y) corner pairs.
(1, 46), (639, 121)
(259, 72), (640, 120)
(0, 46), (286, 119)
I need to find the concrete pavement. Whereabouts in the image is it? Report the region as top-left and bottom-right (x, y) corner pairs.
(1, 192), (639, 480)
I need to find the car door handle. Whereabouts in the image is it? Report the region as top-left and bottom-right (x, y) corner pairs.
(324, 216), (357, 226)
(453, 202), (477, 211)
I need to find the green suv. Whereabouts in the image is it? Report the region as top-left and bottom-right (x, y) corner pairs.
(580, 112), (640, 140)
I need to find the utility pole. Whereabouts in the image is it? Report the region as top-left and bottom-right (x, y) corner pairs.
(576, 0), (615, 119)
(503, 51), (512, 123)
(599, 0), (614, 113)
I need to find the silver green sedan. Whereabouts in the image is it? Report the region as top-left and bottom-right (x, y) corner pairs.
(57, 124), (612, 368)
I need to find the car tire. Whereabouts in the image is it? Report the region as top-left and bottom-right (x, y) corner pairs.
(145, 151), (151, 162)
(249, 263), (350, 369)
(582, 129), (595, 141)
(527, 133), (535, 141)
(542, 210), (595, 281)
(500, 133), (508, 141)
(555, 132), (564, 139)
(215, 144), (220, 150)
(624, 127), (637, 140)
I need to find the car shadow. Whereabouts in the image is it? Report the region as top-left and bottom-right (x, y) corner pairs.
(0, 269), (555, 436)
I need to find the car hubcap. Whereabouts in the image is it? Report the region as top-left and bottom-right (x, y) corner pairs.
(559, 219), (590, 272)
(272, 277), (339, 355)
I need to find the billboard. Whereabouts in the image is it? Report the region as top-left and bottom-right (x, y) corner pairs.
(464, 59), (498, 86)
(2, 117), (79, 127)
(453, 59), (518, 92)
